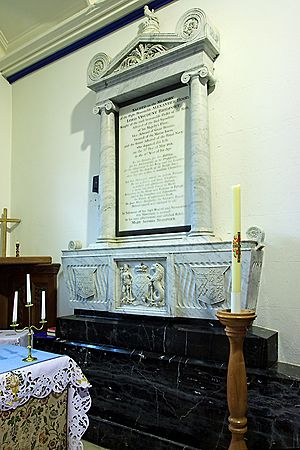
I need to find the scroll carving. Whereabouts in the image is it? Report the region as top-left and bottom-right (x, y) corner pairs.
(176, 9), (206, 41)
(93, 100), (119, 115)
(246, 226), (265, 248)
(87, 52), (111, 83)
(181, 65), (216, 93)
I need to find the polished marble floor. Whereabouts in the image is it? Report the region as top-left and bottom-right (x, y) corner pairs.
(82, 440), (108, 449)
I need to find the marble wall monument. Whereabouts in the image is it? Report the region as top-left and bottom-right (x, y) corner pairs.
(62, 7), (264, 319)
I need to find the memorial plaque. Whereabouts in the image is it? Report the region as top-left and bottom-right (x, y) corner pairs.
(118, 86), (190, 235)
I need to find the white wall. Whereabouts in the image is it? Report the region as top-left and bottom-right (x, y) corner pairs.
(0, 74), (12, 254)
(10, 0), (300, 364)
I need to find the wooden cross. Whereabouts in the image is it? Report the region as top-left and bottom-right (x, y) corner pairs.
(0, 208), (21, 257)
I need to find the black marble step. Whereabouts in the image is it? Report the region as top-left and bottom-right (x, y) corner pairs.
(34, 336), (300, 450)
(86, 415), (201, 450)
(34, 337), (229, 449)
(56, 310), (278, 369)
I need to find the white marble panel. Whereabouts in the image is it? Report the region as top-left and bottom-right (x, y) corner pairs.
(87, 7), (219, 245)
(63, 9), (262, 320)
(62, 240), (263, 319)
(118, 86), (189, 233)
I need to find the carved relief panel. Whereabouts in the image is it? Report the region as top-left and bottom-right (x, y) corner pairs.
(116, 260), (166, 310)
(62, 239), (263, 318)
(65, 264), (109, 305)
(175, 263), (230, 310)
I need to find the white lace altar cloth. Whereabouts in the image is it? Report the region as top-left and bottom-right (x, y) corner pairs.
(0, 329), (28, 347)
(0, 345), (91, 449)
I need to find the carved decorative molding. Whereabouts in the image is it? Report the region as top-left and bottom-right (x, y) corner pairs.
(62, 240), (263, 318)
(246, 226), (265, 248)
(0, 30), (8, 55)
(68, 240), (83, 250)
(176, 8), (206, 41)
(247, 251), (264, 310)
(94, 264), (110, 305)
(93, 100), (119, 115)
(114, 43), (169, 73)
(176, 8), (220, 48)
(181, 65), (216, 94)
(87, 7), (220, 91)
(87, 53), (111, 83)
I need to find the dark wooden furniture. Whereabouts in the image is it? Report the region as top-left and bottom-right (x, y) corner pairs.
(0, 257), (60, 329)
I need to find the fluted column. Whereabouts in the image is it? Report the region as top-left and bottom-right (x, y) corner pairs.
(93, 100), (119, 241)
(181, 65), (215, 235)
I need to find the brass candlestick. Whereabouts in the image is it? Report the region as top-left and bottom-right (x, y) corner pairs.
(216, 309), (256, 450)
(11, 302), (47, 362)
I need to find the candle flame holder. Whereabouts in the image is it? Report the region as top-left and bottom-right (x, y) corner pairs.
(216, 309), (256, 450)
(11, 303), (47, 362)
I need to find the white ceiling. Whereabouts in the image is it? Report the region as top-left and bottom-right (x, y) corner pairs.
(0, 0), (148, 80)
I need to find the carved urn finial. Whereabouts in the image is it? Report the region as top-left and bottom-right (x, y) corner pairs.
(141, 5), (160, 33)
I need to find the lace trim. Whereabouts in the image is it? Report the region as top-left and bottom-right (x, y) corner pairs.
(0, 355), (91, 449)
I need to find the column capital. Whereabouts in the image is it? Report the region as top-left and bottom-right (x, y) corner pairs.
(93, 100), (119, 115)
(181, 65), (216, 94)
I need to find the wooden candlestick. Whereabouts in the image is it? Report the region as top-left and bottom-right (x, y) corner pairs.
(216, 309), (256, 450)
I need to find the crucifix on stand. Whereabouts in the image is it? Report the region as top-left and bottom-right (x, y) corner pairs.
(0, 208), (21, 257)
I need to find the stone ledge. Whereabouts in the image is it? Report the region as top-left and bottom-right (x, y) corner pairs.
(56, 311), (278, 369)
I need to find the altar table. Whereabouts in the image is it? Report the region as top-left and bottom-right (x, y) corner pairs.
(0, 345), (91, 449)
(0, 329), (28, 347)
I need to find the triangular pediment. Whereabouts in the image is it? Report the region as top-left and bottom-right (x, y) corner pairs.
(87, 7), (220, 90)
(103, 34), (184, 78)
(87, 33), (185, 86)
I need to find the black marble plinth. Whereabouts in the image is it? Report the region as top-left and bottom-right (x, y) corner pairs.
(57, 309), (278, 369)
(86, 415), (200, 450)
(34, 311), (300, 450)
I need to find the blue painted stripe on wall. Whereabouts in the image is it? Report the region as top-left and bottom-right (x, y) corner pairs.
(7, 0), (176, 84)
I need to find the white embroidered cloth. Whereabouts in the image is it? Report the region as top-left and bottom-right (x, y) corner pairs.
(0, 345), (91, 450)
(0, 329), (28, 347)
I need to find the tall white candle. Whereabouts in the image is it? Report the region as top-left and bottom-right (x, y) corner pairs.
(26, 273), (32, 304)
(12, 291), (18, 323)
(41, 290), (46, 320)
(231, 184), (241, 313)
